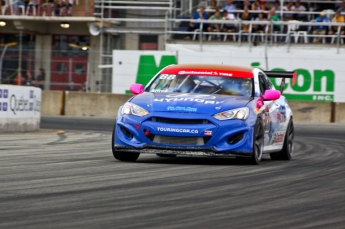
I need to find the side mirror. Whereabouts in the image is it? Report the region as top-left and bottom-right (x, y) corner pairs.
(262, 89), (281, 101)
(129, 84), (144, 95)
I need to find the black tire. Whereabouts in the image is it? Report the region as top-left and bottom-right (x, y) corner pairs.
(156, 154), (177, 158)
(237, 119), (264, 165)
(112, 125), (140, 162)
(270, 119), (294, 160)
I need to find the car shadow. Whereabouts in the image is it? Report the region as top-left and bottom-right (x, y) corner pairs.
(130, 155), (273, 166)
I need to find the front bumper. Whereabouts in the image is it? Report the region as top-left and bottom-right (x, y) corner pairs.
(114, 111), (256, 157)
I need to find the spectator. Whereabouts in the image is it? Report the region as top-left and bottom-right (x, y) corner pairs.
(184, 5), (209, 40)
(14, 72), (25, 85)
(60, 0), (73, 16)
(251, 0), (261, 11)
(207, 9), (223, 40)
(209, 0), (218, 10)
(241, 10), (251, 32)
(11, 0), (27, 15)
(243, 0), (250, 11)
(41, 0), (54, 16)
(251, 0), (261, 20)
(267, 8), (281, 39)
(224, 0), (236, 13)
(53, 0), (61, 16)
(81, 82), (90, 92)
(252, 12), (267, 33)
(283, 1), (294, 21)
(313, 11), (329, 43)
(328, 10), (344, 38)
(207, 0), (218, 17)
(259, 0), (267, 11)
(336, 1), (345, 13)
(272, 0), (281, 11)
(33, 68), (45, 90)
(222, 10), (238, 41)
(291, 0), (307, 21)
(27, 0), (39, 15)
(66, 81), (77, 91)
(25, 70), (33, 86)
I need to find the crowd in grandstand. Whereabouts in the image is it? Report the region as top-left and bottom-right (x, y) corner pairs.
(1, 0), (73, 16)
(183, 0), (345, 43)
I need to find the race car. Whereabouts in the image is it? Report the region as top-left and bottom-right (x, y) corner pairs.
(112, 64), (296, 164)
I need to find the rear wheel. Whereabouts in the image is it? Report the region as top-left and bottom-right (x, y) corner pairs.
(270, 119), (294, 160)
(112, 125), (140, 162)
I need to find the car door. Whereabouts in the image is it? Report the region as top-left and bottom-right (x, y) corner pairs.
(260, 73), (287, 151)
(258, 73), (272, 147)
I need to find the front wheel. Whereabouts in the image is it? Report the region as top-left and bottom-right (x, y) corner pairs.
(270, 119), (294, 160)
(156, 154), (176, 158)
(237, 119), (264, 165)
(112, 125), (140, 162)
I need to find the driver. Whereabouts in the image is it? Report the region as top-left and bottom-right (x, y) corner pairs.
(220, 79), (251, 96)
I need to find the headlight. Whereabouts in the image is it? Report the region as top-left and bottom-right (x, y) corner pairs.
(121, 102), (149, 116)
(213, 107), (249, 120)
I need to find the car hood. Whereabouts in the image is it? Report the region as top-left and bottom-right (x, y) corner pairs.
(130, 92), (252, 114)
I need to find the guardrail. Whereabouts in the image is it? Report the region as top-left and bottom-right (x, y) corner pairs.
(100, 18), (345, 53)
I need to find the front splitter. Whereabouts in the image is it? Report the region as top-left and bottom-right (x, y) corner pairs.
(114, 145), (252, 158)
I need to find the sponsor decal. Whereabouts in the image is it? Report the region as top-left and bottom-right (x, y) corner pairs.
(154, 93), (223, 105)
(178, 71), (215, 75)
(167, 94), (216, 99)
(252, 62), (335, 102)
(166, 106), (197, 112)
(157, 127), (198, 134)
(9, 93), (40, 115)
(159, 74), (176, 80)
(3, 102), (7, 111)
(151, 89), (168, 93)
(219, 72), (232, 76)
(271, 131), (285, 144)
(154, 97), (223, 104)
(204, 130), (212, 135)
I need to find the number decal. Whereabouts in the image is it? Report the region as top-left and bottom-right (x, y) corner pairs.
(159, 74), (176, 80)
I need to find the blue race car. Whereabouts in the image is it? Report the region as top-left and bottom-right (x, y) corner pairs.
(112, 64), (296, 164)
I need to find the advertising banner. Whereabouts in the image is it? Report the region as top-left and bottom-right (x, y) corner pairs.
(112, 47), (345, 102)
(0, 85), (41, 132)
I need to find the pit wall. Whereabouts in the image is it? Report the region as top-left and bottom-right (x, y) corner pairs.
(41, 91), (345, 123)
(0, 85), (42, 132)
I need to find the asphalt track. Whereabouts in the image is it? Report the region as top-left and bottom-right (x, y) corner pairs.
(0, 116), (344, 229)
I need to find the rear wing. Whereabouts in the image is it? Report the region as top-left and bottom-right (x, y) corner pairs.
(263, 71), (297, 94)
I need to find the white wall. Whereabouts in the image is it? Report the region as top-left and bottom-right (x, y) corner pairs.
(111, 45), (345, 102)
(0, 85), (41, 132)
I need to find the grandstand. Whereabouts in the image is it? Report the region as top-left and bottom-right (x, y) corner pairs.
(0, 0), (344, 92)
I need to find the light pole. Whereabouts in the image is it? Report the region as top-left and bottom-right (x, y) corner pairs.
(0, 42), (18, 83)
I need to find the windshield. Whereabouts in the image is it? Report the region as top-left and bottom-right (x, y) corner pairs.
(146, 74), (253, 96)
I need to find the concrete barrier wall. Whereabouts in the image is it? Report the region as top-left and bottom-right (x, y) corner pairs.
(64, 92), (132, 117)
(335, 103), (345, 123)
(289, 101), (332, 123)
(0, 85), (41, 132)
(41, 91), (64, 115)
(41, 91), (344, 123)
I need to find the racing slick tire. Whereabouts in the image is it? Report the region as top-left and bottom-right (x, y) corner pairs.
(237, 119), (264, 165)
(112, 125), (140, 162)
(156, 154), (177, 158)
(270, 118), (294, 160)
